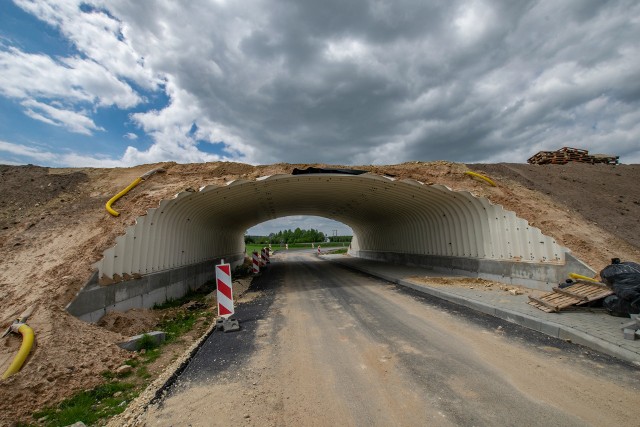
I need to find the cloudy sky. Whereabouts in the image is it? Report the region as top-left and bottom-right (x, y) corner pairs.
(1, 0), (639, 169)
(1, 1), (639, 235)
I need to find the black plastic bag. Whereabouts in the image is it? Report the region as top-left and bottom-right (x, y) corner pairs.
(603, 295), (640, 317)
(599, 258), (640, 317)
(600, 259), (640, 286)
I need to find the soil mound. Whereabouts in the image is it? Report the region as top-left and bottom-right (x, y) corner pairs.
(469, 163), (640, 250)
(0, 160), (639, 424)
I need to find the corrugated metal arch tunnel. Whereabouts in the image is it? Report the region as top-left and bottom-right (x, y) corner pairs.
(96, 173), (594, 291)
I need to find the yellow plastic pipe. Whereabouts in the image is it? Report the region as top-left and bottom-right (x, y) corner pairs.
(569, 273), (601, 283)
(2, 324), (34, 379)
(464, 171), (497, 187)
(105, 177), (142, 217)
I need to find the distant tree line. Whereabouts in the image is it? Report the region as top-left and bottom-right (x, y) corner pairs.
(327, 235), (352, 243)
(245, 228), (352, 244)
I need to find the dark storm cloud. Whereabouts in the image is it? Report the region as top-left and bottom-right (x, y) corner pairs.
(14, 0), (636, 165)
(200, 0), (638, 163)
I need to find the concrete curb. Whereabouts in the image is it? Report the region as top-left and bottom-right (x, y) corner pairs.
(326, 257), (640, 365)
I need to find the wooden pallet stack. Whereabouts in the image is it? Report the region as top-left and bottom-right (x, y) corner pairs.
(528, 280), (613, 313)
(527, 147), (619, 165)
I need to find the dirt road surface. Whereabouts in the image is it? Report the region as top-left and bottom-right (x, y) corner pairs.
(142, 252), (639, 426)
(1, 161), (639, 423)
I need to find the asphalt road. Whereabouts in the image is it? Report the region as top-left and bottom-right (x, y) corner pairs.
(144, 252), (639, 426)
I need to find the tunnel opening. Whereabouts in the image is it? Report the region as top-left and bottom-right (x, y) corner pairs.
(67, 173), (595, 321)
(246, 215), (353, 246)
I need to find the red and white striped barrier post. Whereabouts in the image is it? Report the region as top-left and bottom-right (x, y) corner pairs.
(261, 248), (267, 267)
(252, 251), (260, 274)
(215, 261), (234, 318)
(317, 245), (321, 255)
(265, 247), (270, 264)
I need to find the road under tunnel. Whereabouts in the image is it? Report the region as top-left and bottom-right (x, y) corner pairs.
(68, 173), (595, 321)
(141, 251), (637, 426)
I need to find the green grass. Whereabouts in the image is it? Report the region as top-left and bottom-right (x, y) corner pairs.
(159, 310), (203, 343)
(33, 381), (137, 427)
(327, 248), (348, 254)
(136, 366), (152, 380)
(31, 319), (194, 426)
(32, 293), (212, 425)
(141, 347), (161, 364)
(245, 243), (271, 254)
(137, 333), (160, 351)
(31, 272), (236, 426)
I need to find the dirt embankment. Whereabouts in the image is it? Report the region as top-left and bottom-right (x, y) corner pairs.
(0, 161), (639, 424)
(467, 163), (640, 268)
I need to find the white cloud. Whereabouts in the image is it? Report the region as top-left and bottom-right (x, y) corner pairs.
(58, 152), (123, 168)
(0, 140), (122, 167)
(123, 132), (138, 140)
(324, 38), (369, 62)
(454, 0), (496, 43)
(0, 140), (58, 163)
(4, 0), (640, 166)
(0, 48), (142, 108)
(21, 99), (104, 135)
(13, 0), (158, 89)
(0, 45), (140, 136)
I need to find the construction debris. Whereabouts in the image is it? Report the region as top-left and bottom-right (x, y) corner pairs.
(621, 316), (640, 340)
(527, 147), (619, 165)
(528, 280), (613, 313)
(599, 259), (640, 317)
(215, 317), (241, 333)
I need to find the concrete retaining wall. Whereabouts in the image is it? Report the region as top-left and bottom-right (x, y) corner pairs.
(351, 250), (595, 291)
(67, 253), (245, 323)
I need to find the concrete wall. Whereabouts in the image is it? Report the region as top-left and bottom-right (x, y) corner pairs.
(67, 253), (244, 323)
(351, 250), (595, 291)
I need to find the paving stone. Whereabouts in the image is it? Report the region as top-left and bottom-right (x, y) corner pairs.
(327, 256), (640, 364)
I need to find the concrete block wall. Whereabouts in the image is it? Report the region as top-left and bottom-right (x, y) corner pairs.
(352, 250), (595, 291)
(67, 253), (244, 323)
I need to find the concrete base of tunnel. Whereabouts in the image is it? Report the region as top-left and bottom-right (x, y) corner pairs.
(66, 254), (244, 322)
(351, 250), (595, 291)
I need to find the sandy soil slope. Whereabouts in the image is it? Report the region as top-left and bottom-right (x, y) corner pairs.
(0, 161), (638, 423)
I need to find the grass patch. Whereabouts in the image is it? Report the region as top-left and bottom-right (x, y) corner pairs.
(246, 242), (349, 254)
(33, 275), (229, 426)
(245, 244), (270, 255)
(159, 309), (210, 343)
(137, 333), (160, 351)
(101, 370), (115, 380)
(33, 382), (137, 427)
(136, 366), (152, 380)
(142, 347), (161, 364)
(327, 248), (348, 254)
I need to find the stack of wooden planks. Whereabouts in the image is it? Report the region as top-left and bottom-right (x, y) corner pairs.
(528, 280), (613, 313)
(527, 147), (619, 165)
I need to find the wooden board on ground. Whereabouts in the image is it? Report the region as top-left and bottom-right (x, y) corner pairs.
(528, 281), (614, 313)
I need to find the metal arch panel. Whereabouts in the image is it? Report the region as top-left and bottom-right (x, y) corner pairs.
(96, 173), (573, 279)
(456, 192), (490, 258)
